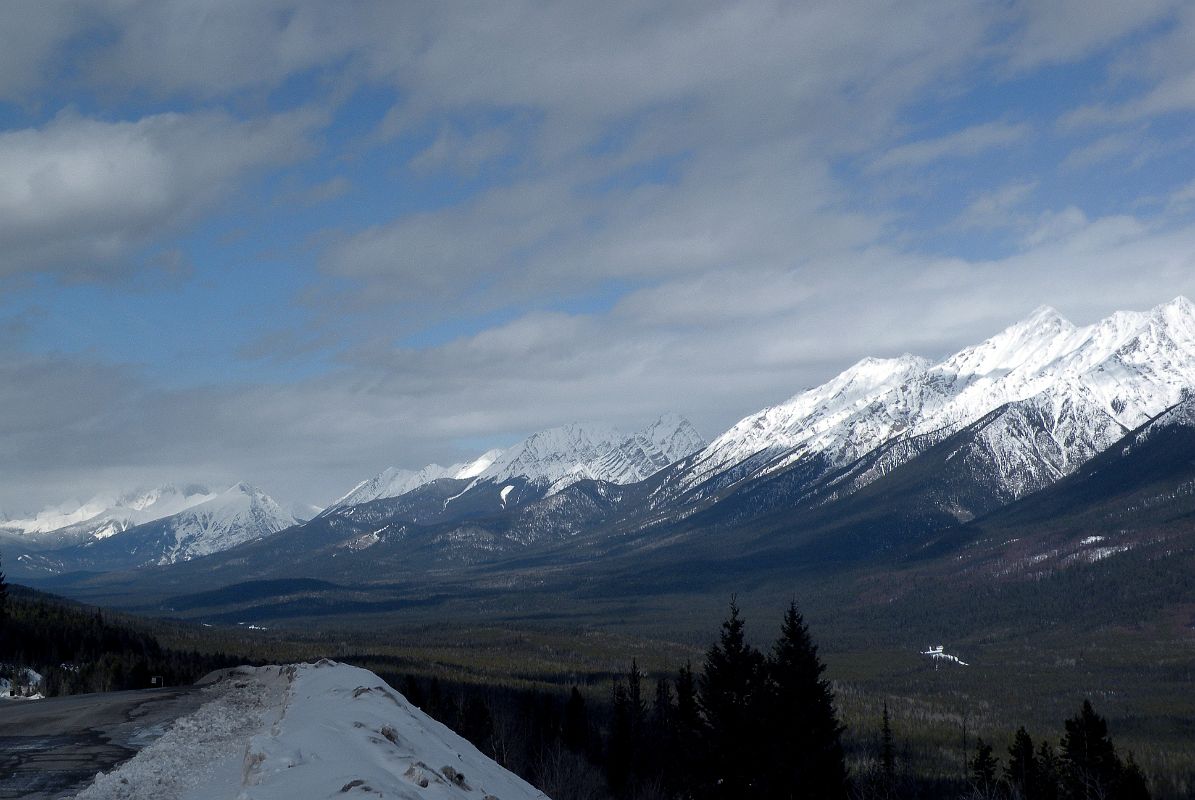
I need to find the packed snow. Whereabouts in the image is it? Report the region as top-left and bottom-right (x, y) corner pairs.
(0, 666), (44, 700)
(76, 661), (550, 800)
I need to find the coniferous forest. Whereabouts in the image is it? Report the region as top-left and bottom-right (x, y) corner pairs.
(0, 572), (1159, 800)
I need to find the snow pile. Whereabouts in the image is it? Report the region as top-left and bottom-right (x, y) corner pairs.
(75, 661), (550, 800)
(0, 666), (44, 700)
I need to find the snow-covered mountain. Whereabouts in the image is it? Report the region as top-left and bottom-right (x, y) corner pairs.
(663, 297), (1195, 506)
(328, 451), (502, 511)
(328, 414), (705, 512)
(546, 412), (707, 492)
(12, 483), (298, 573)
(125, 483), (297, 564)
(1, 484), (219, 544)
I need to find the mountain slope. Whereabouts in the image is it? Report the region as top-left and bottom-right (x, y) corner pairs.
(16, 483), (296, 573)
(1, 484), (218, 547)
(655, 297), (1195, 512)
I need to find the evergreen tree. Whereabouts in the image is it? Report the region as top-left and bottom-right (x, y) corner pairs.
(698, 598), (766, 798)
(0, 552), (8, 629)
(1060, 700), (1122, 800)
(607, 680), (634, 794)
(562, 686), (588, 753)
(1118, 755), (1150, 800)
(1035, 741), (1061, 800)
(461, 694), (494, 754)
(1006, 727), (1039, 798)
(627, 659), (647, 736)
(971, 738), (998, 789)
(653, 676), (674, 732)
(880, 701), (896, 790)
(762, 600), (848, 799)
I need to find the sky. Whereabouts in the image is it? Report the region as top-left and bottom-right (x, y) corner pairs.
(4, 1), (1195, 513)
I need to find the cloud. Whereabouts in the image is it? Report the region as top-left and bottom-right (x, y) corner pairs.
(955, 180), (1038, 230)
(0, 108), (322, 281)
(1003, 0), (1182, 71)
(870, 121), (1031, 171)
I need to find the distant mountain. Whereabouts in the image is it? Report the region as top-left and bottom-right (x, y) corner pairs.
(654, 297), (1195, 511)
(325, 414), (706, 514)
(13, 483), (295, 573)
(325, 450), (501, 511)
(17, 299), (1195, 618)
(1, 484), (219, 546)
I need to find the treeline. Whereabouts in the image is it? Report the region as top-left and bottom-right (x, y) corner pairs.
(387, 599), (848, 800)
(384, 603), (1155, 800)
(0, 583), (247, 695)
(966, 702), (1149, 800)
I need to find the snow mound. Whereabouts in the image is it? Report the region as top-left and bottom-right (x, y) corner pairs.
(75, 661), (549, 800)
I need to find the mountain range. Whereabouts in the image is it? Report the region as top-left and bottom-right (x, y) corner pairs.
(9, 297), (1195, 619)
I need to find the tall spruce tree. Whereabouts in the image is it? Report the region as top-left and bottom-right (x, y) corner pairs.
(971, 738), (998, 789)
(1060, 700), (1122, 800)
(762, 600), (848, 799)
(1118, 755), (1150, 800)
(607, 680), (634, 794)
(562, 686), (588, 753)
(698, 598), (766, 798)
(0, 552), (8, 629)
(880, 701), (896, 790)
(1006, 727), (1039, 798)
(1035, 741), (1061, 800)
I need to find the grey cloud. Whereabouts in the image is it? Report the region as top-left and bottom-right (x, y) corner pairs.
(1004, 0), (1182, 71)
(869, 122), (1031, 172)
(0, 107), (322, 281)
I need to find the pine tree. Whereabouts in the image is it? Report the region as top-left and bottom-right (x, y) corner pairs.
(1118, 754), (1150, 800)
(1035, 741), (1061, 800)
(607, 680), (634, 794)
(627, 659), (647, 736)
(880, 701), (896, 790)
(0, 551), (9, 629)
(698, 598), (766, 798)
(971, 738), (998, 789)
(1006, 727), (1039, 798)
(461, 694), (494, 754)
(562, 686), (588, 753)
(1060, 700), (1122, 800)
(762, 600), (848, 799)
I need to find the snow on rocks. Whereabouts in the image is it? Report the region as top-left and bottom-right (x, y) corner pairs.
(921, 645), (969, 667)
(75, 661), (549, 800)
(669, 296), (1195, 501)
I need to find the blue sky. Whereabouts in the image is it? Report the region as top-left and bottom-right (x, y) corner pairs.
(4, 1), (1195, 511)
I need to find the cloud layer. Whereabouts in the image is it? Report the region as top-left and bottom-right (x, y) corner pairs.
(2, 2), (1195, 512)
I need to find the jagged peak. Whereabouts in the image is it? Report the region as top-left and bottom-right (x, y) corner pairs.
(1150, 295), (1195, 324)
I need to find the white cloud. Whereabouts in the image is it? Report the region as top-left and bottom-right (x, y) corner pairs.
(870, 121), (1031, 171)
(955, 180), (1038, 230)
(0, 108), (321, 279)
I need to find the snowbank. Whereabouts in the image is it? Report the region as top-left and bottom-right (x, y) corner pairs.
(74, 660), (550, 800)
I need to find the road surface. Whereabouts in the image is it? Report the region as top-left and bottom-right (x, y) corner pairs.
(0, 685), (206, 799)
